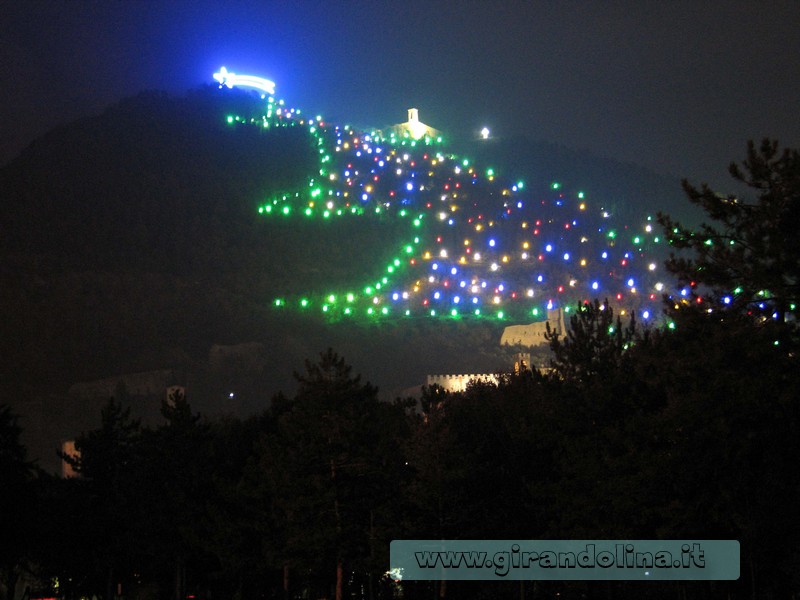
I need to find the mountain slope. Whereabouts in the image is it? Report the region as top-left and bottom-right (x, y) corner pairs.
(1, 84), (689, 408)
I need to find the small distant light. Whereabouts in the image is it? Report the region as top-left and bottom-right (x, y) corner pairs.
(480, 127), (490, 139)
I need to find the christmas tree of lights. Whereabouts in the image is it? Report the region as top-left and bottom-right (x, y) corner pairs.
(216, 68), (691, 326)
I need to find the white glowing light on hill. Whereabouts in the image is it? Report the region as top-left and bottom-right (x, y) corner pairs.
(214, 67), (276, 96)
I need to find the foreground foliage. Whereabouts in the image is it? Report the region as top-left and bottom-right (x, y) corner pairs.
(5, 318), (797, 600)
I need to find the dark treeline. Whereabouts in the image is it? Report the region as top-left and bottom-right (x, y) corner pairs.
(2, 141), (799, 599)
(2, 303), (798, 600)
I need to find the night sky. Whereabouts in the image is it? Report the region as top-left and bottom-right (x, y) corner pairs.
(2, 1), (799, 189)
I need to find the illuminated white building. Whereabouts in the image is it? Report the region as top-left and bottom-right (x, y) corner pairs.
(380, 108), (442, 141)
(499, 308), (566, 347)
(426, 372), (500, 393)
(424, 310), (564, 393)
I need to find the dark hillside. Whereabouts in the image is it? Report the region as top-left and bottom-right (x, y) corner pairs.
(0, 86), (698, 471)
(0, 86), (315, 272)
(0, 87), (507, 407)
(460, 135), (701, 225)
